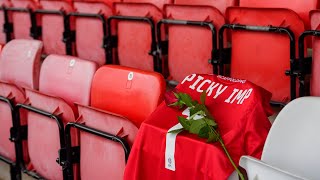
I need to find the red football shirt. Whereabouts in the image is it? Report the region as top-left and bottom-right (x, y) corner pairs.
(124, 74), (273, 180)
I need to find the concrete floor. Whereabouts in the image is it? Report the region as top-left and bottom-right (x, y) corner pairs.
(0, 161), (34, 180)
(0, 160), (10, 180)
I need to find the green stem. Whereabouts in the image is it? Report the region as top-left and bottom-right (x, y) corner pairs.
(215, 130), (245, 180)
(203, 108), (244, 179)
(182, 97), (245, 179)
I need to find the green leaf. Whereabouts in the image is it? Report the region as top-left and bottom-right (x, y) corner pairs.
(190, 104), (206, 117)
(179, 93), (194, 107)
(198, 126), (210, 138)
(191, 100), (198, 106)
(189, 119), (206, 134)
(204, 118), (217, 127)
(207, 132), (218, 143)
(168, 128), (184, 134)
(200, 91), (207, 105)
(201, 105), (214, 119)
(178, 116), (191, 131)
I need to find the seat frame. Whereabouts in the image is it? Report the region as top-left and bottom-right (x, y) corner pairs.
(65, 12), (109, 64)
(12, 103), (67, 179)
(0, 96), (22, 180)
(0, 5), (73, 56)
(107, 15), (158, 71)
(0, 6), (13, 43)
(11, 100), (131, 180)
(219, 23), (304, 105)
(156, 19), (219, 75)
(33, 9), (70, 55)
(5, 7), (40, 39)
(298, 30), (319, 96)
(63, 122), (131, 180)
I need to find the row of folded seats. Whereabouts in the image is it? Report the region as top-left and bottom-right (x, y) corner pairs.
(0, 39), (166, 179)
(0, 0), (320, 105)
(1, 0), (320, 179)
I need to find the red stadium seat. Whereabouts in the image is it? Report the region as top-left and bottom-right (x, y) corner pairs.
(222, 7), (305, 104)
(239, 0), (319, 30)
(91, 65), (166, 127)
(20, 55), (97, 179)
(162, 4), (226, 83)
(124, 0), (171, 9)
(71, 0), (120, 66)
(37, 0), (74, 55)
(109, 0), (172, 72)
(0, 39), (43, 177)
(10, 0), (39, 39)
(174, 0), (238, 15)
(64, 65), (165, 179)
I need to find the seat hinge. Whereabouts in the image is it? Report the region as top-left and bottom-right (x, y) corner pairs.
(9, 125), (28, 142)
(30, 25), (42, 39)
(103, 35), (118, 49)
(56, 146), (80, 169)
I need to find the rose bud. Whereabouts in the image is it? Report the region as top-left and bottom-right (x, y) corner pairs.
(165, 89), (184, 109)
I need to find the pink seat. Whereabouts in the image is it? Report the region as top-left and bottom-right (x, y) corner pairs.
(174, 0), (239, 15)
(225, 7), (305, 104)
(10, 0), (39, 40)
(67, 65), (165, 179)
(72, 0), (120, 66)
(38, 0), (74, 55)
(24, 55), (97, 179)
(0, 39), (43, 89)
(0, 39), (42, 163)
(113, 0), (172, 72)
(163, 4), (226, 82)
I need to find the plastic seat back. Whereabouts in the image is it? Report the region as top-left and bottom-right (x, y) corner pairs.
(39, 55), (98, 108)
(39, 0), (74, 55)
(240, 0), (318, 30)
(91, 65), (166, 127)
(174, 0), (238, 15)
(0, 39), (43, 90)
(0, 39), (43, 162)
(26, 55), (97, 179)
(114, 0), (172, 71)
(227, 7), (305, 103)
(261, 97), (320, 180)
(310, 10), (320, 96)
(73, 0), (120, 66)
(77, 105), (138, 180)
(11, 0), (39, 39)
(240, 156), (306, 180)
(165, 4), (225, 82)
